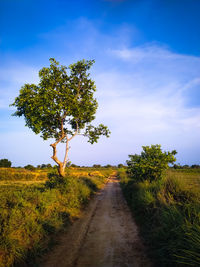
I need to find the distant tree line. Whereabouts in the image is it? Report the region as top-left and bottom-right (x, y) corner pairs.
(0, 159), (126, 169)
(173, 164), (200, 169)
(24, 164), (53, 171)
(1, 158), (199, 170)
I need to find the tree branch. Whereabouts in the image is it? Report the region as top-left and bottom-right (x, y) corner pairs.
(69, 121), (79, 141)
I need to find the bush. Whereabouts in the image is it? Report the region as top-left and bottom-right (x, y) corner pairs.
(127, 144), (177, 182)
(24, 165), (35, 171)
(118, 164), (124, 168)
(0, 159), (12, 167)
(92, 164), (101, 168)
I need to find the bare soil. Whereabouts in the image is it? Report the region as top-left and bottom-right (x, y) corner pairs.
(40, 175), (153, 267)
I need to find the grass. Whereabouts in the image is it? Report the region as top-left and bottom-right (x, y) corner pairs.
(0, 167), (113, 182)
(0, 168), (113, 267)
(119, 168), (200, 267)
(0, 168), (47, 181)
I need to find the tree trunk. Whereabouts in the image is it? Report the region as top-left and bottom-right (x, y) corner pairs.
(58, 163), (65, 177)
(50, 121), (78, 177)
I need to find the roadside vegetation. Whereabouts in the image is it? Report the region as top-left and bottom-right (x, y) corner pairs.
(0, 167), (113, 267)
(119, 145), (200, 267)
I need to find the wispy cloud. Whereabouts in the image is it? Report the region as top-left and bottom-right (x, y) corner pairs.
(1, 19), (200, 165)
(0, 61), (39, 109)
(111, 44), (184, 61)
(94, 44), (200, 163)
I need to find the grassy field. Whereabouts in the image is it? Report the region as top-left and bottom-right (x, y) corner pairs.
(0, 167), (113, 182)
(0, 167), (114, 267)
(119, 168), (200, 267)
(0, 167), (47, 181)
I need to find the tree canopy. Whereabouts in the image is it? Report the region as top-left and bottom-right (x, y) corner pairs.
(11, 58), (110, 176)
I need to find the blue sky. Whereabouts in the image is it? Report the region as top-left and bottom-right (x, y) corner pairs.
(0, 0), (200, 166)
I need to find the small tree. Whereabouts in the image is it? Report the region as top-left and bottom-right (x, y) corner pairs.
(24, 164), (35, 171)
(93, 164), (101, 168)
(105, 164), (112, 168)
(127, 144), (177, 182)
(0, 159), (12, 167)
(118, 163), (124, 168)
(11, 58), (110, 177)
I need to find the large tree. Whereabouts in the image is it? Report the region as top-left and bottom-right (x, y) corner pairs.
(11, 58), (110, 176)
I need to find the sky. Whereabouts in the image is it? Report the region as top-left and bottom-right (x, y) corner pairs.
(0, 0), (200, 167)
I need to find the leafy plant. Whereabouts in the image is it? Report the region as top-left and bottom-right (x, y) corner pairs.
(24, 164), (35, 171)
(127, 144), (177, 182)
(11, 58), (110, 176)
(0, 159), (12, 167)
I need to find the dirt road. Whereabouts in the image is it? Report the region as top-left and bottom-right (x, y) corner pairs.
(40, 175), (152, 267)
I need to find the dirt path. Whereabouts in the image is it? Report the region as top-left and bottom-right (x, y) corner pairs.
(40, 175), (152, 267)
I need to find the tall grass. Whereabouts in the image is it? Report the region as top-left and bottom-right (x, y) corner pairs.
(119, 169), (200, 267)
(0, 168), (47, 181)
(0, 167), (113, 182)
(0, 169), (112, 267)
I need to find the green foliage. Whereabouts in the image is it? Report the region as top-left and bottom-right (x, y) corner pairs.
(173, 164), (200, 170)
(104, 164), (112, 168)
(0, 159), (12, 167)
(120, 168), (200, 266)
(92, 164), (101, 168)
(38, 163), (52, 169)
(11, 58), (110, 176)
(176, 221), (200, 266)
(117, 163), (125, 168)
(11, 58), (110, 143)
(117, 168), (129, 183)
(84, 124), (110, 144)
(127, 144), (177, 182)
(24, 164), (35, 171)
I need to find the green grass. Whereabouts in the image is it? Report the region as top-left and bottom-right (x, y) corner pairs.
(0, 168), (113, 267)
(119, 168), (200, 267)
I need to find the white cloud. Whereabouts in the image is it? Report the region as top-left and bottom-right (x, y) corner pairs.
(93, 45), (200, 164)
(1, 21), (200, 165)
(111, 44), (199, 62)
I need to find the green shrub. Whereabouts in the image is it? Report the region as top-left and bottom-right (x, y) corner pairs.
(127, 144), (177, 182)
(0, 159), (12, 167)
(24, 165), (36, 171)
